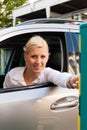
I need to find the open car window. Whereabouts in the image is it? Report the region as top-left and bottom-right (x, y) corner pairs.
(0, 32), (64, 90)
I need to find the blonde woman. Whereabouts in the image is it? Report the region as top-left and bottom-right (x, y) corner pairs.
(3, 35), (79, 88)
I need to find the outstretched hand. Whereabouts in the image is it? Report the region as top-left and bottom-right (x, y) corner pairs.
(67, 75), (79, 89)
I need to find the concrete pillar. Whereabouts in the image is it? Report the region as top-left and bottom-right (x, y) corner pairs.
(13, 17), (16, 26)
(78, 14), (82, 20)
(46, 6), (50, 18)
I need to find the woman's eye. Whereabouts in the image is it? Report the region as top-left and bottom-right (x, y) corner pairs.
(31, 55), (37, 59)
(31, 55), (46, 59)
(41, 55), (46, 59)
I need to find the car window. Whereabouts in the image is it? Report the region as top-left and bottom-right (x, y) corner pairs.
(0, 48), (12, 74)
(0, 32), (65, 89)
(65, 32), (79, 74)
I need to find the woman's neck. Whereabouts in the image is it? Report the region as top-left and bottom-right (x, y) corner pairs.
(23, 68), (40, 85)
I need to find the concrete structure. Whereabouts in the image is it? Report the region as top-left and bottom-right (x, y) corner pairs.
(12, 0), (87, 26)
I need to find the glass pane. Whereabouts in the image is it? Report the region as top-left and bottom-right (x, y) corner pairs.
(0, 48), (12, 74)
(65, 32), (79, 74)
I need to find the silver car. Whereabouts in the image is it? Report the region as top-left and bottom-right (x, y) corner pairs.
(0, 18), (79, 130)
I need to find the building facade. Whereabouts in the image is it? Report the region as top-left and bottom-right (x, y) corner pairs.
(12, 0), (87, 25)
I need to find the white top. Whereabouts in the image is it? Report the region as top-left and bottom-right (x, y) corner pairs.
(3, 67), (71, 88)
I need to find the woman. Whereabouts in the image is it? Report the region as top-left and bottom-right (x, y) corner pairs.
(3, 35), (79, 88)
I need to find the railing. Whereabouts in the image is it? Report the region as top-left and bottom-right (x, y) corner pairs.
(17, 18), (83, 26)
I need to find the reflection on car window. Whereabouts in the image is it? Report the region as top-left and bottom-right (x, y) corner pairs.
(0, 48), (12, 74)
(65, 32), (79, 74)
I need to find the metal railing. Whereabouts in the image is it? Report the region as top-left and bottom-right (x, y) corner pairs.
(17, 18), (83, 26)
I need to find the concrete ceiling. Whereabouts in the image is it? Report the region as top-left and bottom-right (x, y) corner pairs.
(18, 0), (87, 20)
(51, 0), (87, 14)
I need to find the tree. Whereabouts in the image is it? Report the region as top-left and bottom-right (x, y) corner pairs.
(0, 0), (27, 28)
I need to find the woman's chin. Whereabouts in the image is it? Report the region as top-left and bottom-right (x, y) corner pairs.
(33, 70), (41, 75)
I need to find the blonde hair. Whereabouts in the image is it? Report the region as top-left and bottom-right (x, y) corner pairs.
(23, 35), (49, 54)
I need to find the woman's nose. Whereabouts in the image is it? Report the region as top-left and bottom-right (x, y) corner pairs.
(36, 57), (42, 63)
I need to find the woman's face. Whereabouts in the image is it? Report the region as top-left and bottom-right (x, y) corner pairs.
(24, 47), (49, 75)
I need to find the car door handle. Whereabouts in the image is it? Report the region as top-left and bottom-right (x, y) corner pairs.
(50, 96), (79, 110)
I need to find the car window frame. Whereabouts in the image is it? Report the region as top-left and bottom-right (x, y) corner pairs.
(0, 82), (56, 93)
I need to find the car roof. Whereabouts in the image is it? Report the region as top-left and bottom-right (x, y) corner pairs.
(0, 18), (80, 42)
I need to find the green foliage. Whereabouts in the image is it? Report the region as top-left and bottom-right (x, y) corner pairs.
(0, 0), (27, 28)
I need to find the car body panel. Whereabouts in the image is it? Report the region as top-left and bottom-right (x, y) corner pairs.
(0, 85), (79, 130)
(0, 24), (79, 42)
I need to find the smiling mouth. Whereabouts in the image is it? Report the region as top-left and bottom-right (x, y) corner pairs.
(33, 65), (42, 69)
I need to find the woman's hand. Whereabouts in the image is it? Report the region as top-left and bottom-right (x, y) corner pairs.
(67, 75), (79, 89)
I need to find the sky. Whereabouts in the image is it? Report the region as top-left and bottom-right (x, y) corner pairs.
(0, 0), (4, 2)
(0, 0), (38, 3)
(29, 0), (38, 3)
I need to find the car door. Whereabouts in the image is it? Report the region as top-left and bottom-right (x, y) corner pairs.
(0, 83), (79, 130)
